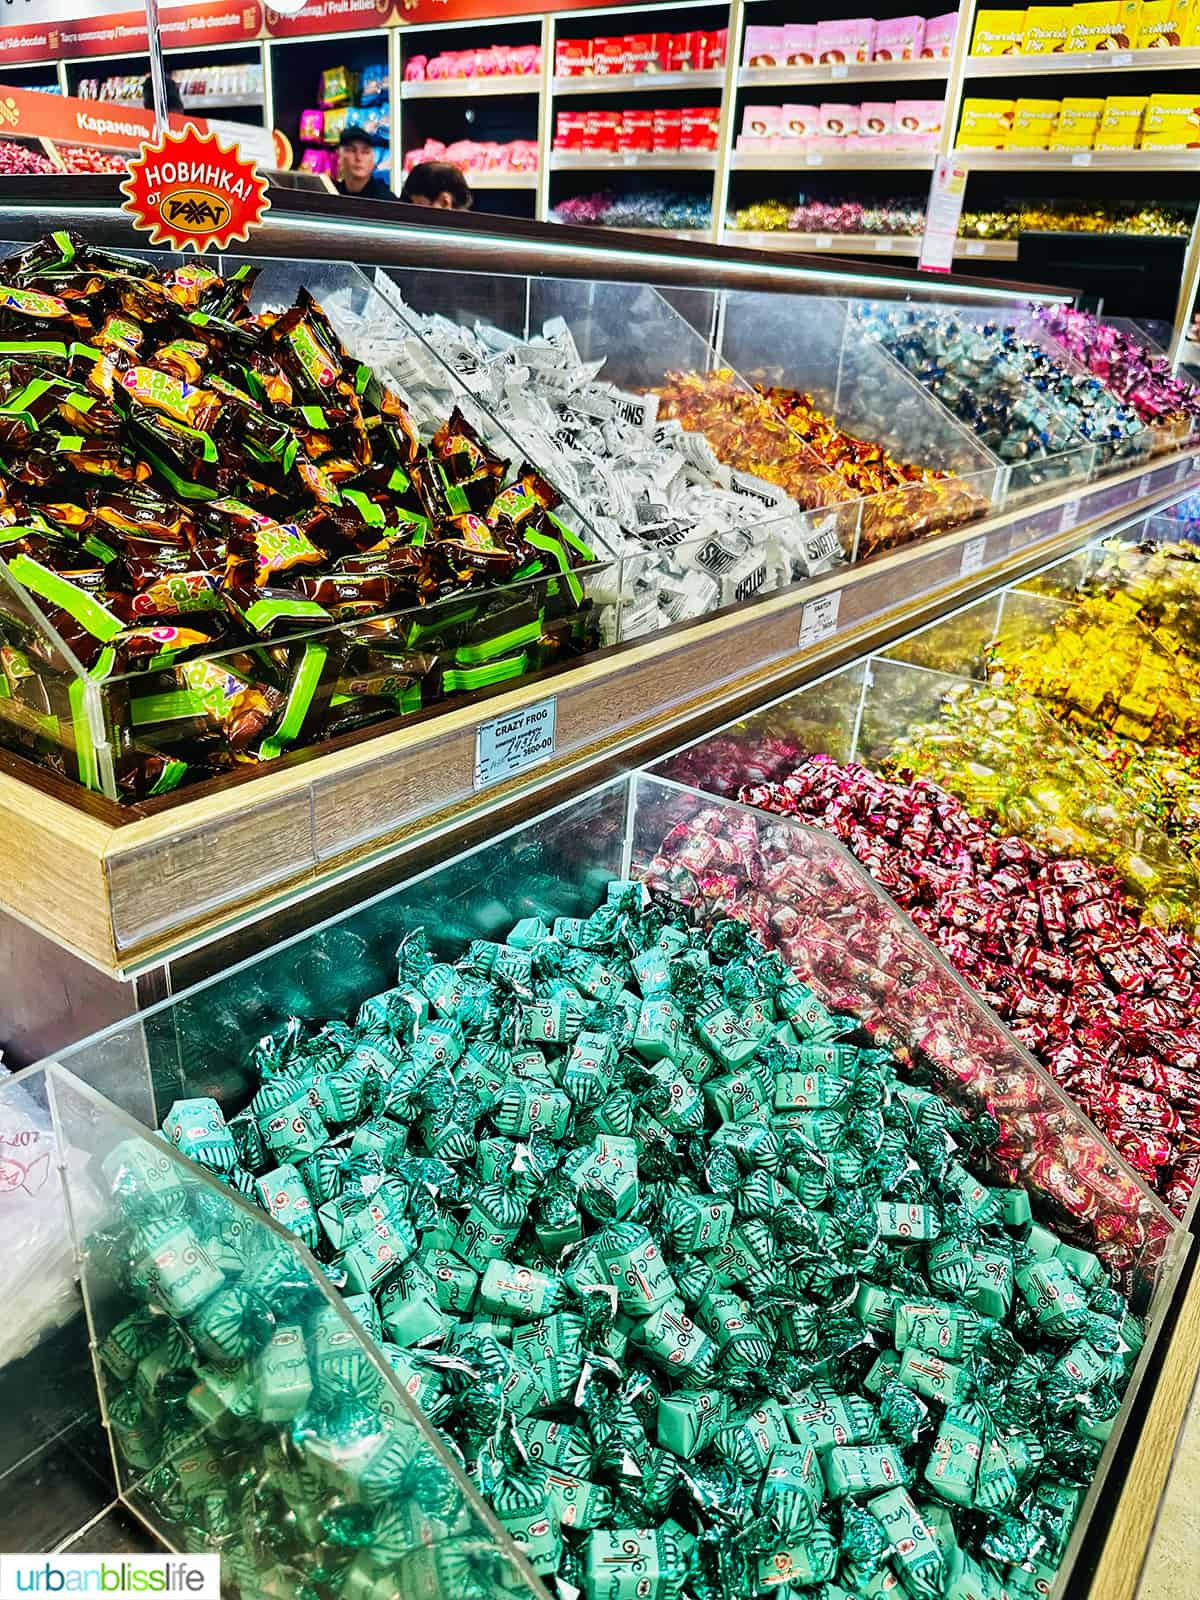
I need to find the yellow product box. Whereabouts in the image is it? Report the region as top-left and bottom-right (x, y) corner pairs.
(1021, 4), (1071, 49)
(1185, 0), (1200, 43)
(972, 8), (1028, 50)
(1136, 0), (1187, 45)
(958, 97), (1016, 144)
(1094, 93), (1148, 143)
(1048, 95), (1105, 143)
(1066, 0), (1141, 48)
(1006, 96), (1062, 143)
(1140, 89), (1200, 143)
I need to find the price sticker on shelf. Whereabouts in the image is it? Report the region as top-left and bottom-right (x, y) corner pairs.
(965, 240), (985, 256)
(959, 535), (987, 577)
(1176, 453), (1199, 483)
(798, 591), (841, 651)
(474, 698), (557, 791)
(1111, 50), (1133, 63)
(831, 63), (849, 77)
(1071, 152), (1092, 166)
(1059, 497), (1082, 533)
(874, 237), (894, 251)
(815, 233), (834, 249)
(806, 152), (826, 165)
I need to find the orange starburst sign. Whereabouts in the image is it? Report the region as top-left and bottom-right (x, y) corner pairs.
(120, 122), (270, 253)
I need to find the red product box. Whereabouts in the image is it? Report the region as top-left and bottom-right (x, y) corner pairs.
(618, 107), (655, 148)
(659, 32), (695, 70)
(554, 109), (586, 149)
(623, 32), (659, 72)
(653, 106), (682, 148)
(555, 38), (592, 76)
(582, 108), (621, 148)
(592, 37), (626, 74)
(680, 104), (720, 148)
(693, 28), (727, 68)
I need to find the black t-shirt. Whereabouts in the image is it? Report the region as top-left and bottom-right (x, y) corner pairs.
(336, 176), (393, 201)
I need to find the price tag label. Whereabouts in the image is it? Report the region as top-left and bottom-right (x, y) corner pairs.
(875, 237), (894, 251)
(807, 151), (826, 165)
(1176, 453), (1198, 483)
(798, 591), (841, 650)
(623, 152), (639, 164)
(965, 240), (985, 256)
(815, 233), (834, 248)
(1059, 498), (1081, 533)
(1071, 151), (1092, 166)
(831, 62), (849, 77)
(1111, 50), (1133, 63)
(474, 698), (557, 790)
(960, 535), (987, 577)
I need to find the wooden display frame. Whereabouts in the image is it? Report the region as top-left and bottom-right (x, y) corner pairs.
(1, 446), (1194, 980)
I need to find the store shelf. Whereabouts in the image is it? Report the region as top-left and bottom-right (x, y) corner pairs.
(730, 148), (937, 170)
(553, 69), (726, 95)
(955, 146), (1200, 169)
(965, 45), (1200, 76)
(598, 224), (715, 240)
(739, 59), (950, 87)
(461, 170), (540, 188)
(403, 76), (541, 99)
(550, 150), (718, 171)
(3, 442), (1193, 978)
(724, 230), (1019, 259)
(179, 93), (264, 110)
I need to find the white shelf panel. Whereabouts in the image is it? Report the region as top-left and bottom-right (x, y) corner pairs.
(553, 69), (725, 95)
(954, 146), (1200, 169)
(180, 93), (264, 110)
(550, 150), (718, 170)
(403, 76), (541, 98)
(965, 45), (1200, 75)
(461, 170), (540, 188)
(738, 58), (950, 86)
(730, 149), (937, 170)
(724, 230), (1018, 258)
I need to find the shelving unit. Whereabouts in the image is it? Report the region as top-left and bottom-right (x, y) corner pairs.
(551, 149), (718, 169)
(965, 45), (1200, 75)
(738, 58), (950, 85)
(403, 75), (541, 98)
(955, 148), (1200, 170)
(724, 228), (1017, 257)
(731, 149), (937, 169)
(553, 68), (726, 93)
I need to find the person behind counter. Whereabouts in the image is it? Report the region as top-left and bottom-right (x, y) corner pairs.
(142, 75), (185, 114)
(399, 161), (473, 210)
(336, 126), (393, 200)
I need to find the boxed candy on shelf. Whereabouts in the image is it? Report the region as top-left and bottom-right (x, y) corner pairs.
(741, 104), (781, 138)
(971, 8), (1028, 50)
(659, 33), (693, 70)
(958, 96), (1016, 145)
(1067, 0), (1141, 48)
(820, 102), (861, 138)
(299, 107), (323, 142)
(360, 61), (388, 101)
(556, 37), (592, 75)
(624, 33), (659, 72)
(583, 109), (621, 150)
(554, 110), (586, 150)
(784, 23), (817, 62)
(618, 107), (654, 150)
(859, 100), (897, 137)
(653, 107), (683, 149)
(743, 24), (785, 65)
(1138, 0), (1189, 45)
(681, 105), (720, 148)
(592, 36), (626, 74)
(1049, 95), (1105, 145)
(1095, 93), (1148, 144)
(319, 64), (355, 104)
(874, 14), (926, 58)
(403, 54), (427, 81)
(895, 98), (944, 144)
(920, 9), (959, 53)
(816, 17), (878, 62)
(782, 102), (821, 138)
(695, 27), (727, 67)
(1140, 91), (1200, 144)
(1007, 95), (1062, 145)
(1021, 4), (1071, 49)
(322, 106), (348, 145)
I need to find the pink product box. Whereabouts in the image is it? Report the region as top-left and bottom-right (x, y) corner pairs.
(873, 15), (926, 59)
(743, 24), (785, 65)
(781, 102), (820, 138)
(820, 101), (860, 136)
(783, 23), (817, 63)
(919, 10), (958, 56)
(741, 103), (781, 136)
(894, 97), (944, 144)
(859, 100), (896, 133)
(816, 17), (877, 62)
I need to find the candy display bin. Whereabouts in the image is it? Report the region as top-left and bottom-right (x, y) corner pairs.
(690, 288), (1007, 563)
(36, 769), (1190, 1599)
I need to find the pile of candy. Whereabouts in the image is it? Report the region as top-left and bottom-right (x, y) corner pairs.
(59, 145), (128, 174)
(959, 204), (1191, 240)
(1033, 306), (1200, 436)
(0, 139), (56, 175)
(552, 191), (713, 231)
(689, 743), (1200, 1211)
(756, 385), (989, 557)
(858, 307), (1147, 486)
(102, 875), (1150, 1600)
(729, 197), (927, 236)
(0, 232), (600, 799)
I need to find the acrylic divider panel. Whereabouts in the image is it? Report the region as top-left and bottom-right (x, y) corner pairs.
(47, 1065), (545, 1600)
(36, 768), (1189, 1600)
(706, 289), (1006, 563)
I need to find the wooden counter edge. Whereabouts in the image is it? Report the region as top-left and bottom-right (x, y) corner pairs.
(1092, 1259), (1200, 1600)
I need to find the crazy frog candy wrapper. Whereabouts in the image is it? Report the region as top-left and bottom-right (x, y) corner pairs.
(89, 868), (1156, 1600)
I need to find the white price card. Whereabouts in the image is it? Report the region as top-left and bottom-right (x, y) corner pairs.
(965, 240), (985, 256)
(919, 157), (968, 274)
(874, 237), (894, 251)
(1059, 497), (1081, 533)
(474, 698), (557, 791)
(960, 535), (987, 577)
(831, 62), (849, 77)
(1110, 50), (1133, 63)
(798, 591), (841, 650)
(1071, 151), (1092, 166)
(815, 233), (834, 249)
(806, 151), (826, 165)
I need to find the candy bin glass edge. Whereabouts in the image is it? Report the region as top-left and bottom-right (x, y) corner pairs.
(47, 1063), (547, 1600)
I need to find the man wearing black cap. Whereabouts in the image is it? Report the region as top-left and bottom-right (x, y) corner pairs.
(336, 126), (392, 200)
